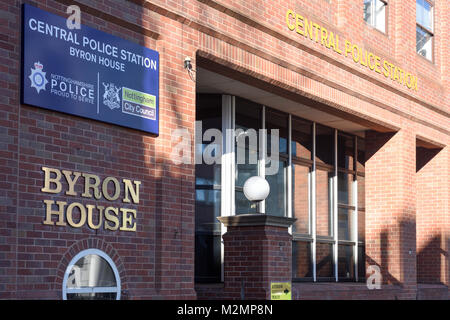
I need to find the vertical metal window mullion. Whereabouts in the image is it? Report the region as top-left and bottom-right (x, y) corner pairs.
(287, 115), (292, 228)
(220, 94), (235, 283)
(373, 0), (377, 27)
(231, 97), (235, 216)
(259, 105), (266, 214)
(221, 95), (234, 219)
(370, 0), (375, 26)
(311, 122), (317, 282)
(333, 129), (338, 282)
(353, 137), (359, 281)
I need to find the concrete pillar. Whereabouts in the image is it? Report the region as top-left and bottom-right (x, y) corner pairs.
(365, 128), (417, 299)
(218, 214), (296, 300)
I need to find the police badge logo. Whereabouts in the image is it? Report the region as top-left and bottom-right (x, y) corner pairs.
(102, 82), (121, 110)
(29, 62), (48, 94)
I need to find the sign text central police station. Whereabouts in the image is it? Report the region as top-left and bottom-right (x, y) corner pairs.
(22, 4), (159, 135)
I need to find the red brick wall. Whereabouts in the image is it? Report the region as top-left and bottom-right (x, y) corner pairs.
(365, 129), (418, 299)
(0, 0), (448, 300)
(416, 147), (449, 285)
(222, 224), (292, 300)
(0, 0), (197, 299)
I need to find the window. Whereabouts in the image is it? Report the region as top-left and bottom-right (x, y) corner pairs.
(337, 133), (356, 281)
(416, 0), (433, 61)
(63, 249), (120, 300)
(293, 127), (366, 282)
(194, 93), (366, 283)
(195, 94), (222, 283)
(291, 116), (312, 236)
(235, 97), (262, 214)
(356, 137), (366, 281)
(291, 117), (313, 281)
(265, 108), (288, 216)
(363, 0), (387, 33)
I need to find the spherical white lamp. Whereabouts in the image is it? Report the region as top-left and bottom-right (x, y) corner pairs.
(243, 176), (270, 203)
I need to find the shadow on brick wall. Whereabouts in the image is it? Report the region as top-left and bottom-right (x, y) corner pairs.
(417, 235), (448, 284)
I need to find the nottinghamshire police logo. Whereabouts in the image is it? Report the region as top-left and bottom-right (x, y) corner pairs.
(102, 82), (121, 110)
(29, 62), (48, 94)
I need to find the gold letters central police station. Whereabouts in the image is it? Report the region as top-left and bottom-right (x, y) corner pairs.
(41, 167), (141, 232)
(286, 9), (419, 91)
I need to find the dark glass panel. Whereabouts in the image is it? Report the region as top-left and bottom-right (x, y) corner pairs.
(266, 108), (288, 155)
(291, 117), (312, 160)
(293, 241), (313, 278)
(338, 207), (354, 241)
(338, 245), (355, 280)
(315, 125), (334, 166)
(195, 233), (222, 283)
(357, 137), (365, 172)
(265, 159), (286, 216)
(316, 242), (334, 278)
(338, 172), (354, 205)
(338, 134), (354, 170)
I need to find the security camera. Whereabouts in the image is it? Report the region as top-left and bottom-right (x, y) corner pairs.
(184, 57), (192, 70)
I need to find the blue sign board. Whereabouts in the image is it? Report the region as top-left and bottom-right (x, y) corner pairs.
(22, 4), (159, 135)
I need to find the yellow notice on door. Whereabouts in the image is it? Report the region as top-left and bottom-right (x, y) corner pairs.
(270, 282), (291, 300)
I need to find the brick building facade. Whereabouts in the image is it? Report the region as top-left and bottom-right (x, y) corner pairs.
(0, 0), (448, 300)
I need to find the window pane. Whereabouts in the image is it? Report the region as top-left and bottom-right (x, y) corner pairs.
(416, 26), (433, 60)
(196, 161), (221, 186)
(235, 97), (261, 202)
(291, 117), (312, 160)
(195, 233), (221, 283)
(316, 243), (334, 278)
(357, 137), (365, 172)
(358, 175), (365, 210)
(338, 134), (354, 170)
(316, 125), (334, 166)
(363, 0), (372, 23)
(417, 0), (432, 30)
(195, 190), (221, 233)
(265, 159), (286, 216)
(66, 293), (117, 300)
(358, 245), (366, 281)
(416, 0), (423, 24)
(266, 108), (288, 155)
(338, 207), (354, 241)
(235, 155), (258, 187)
(235, 97), (261, 130)
(293, 241), (313, 278)
(316, 170), (333, 237)
(195, 94), (222, 284)
(374, 0), (386, 33)
(358, 210), (365, 242)
(67, 255), (116, 288)
(293, 164), (310, 234)
(236, 190), (258, 214)
(338, 172), (354, 205)
(338, 245), (355, 280)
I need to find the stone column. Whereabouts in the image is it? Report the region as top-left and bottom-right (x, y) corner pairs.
(218, 214), (296, 300)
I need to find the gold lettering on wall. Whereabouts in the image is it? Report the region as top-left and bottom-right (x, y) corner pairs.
(285, 9), (419, 91)
(41, 167), (141, 232)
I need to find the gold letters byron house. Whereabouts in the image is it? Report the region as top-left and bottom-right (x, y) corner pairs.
(41, 167), (141, 232)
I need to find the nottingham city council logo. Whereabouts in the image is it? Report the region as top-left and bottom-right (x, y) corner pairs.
(29, 61), (48, 94)
(102, 82), (121, 110)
